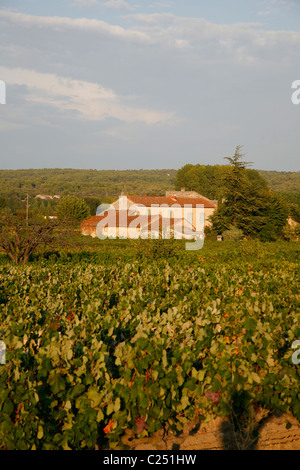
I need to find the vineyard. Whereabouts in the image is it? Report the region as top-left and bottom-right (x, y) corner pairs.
(0, 239), (299, 450)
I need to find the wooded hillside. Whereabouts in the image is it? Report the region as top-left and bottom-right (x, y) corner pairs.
(0, 168), (298, 217)
(0, 168), (298, 199)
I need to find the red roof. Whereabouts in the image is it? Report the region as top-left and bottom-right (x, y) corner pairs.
(81, 211), (143, 228)
(81, 211), (196, 230)
(127, 195), (216, 209)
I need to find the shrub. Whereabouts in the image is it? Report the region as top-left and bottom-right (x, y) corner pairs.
(222, 226), (244, 241)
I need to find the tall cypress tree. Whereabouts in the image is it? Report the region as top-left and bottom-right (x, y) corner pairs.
(222, 145), (253, 228)
(211, 146), (288, 239)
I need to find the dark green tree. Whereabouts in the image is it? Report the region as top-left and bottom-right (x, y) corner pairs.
(174, 156), (267, 203)
(221, 145), (253, 227)
(211, 146), (288, 240)
(83, 197), (101, 216)
(175, 164), (226, 200)
(258, 192), (288, 241)
(289, 203), (300, 223)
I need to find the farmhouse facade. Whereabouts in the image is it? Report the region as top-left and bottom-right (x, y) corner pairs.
(81, 190), (217, 240)
(112, 194), (216, 228)
(81, 210), (196, 239)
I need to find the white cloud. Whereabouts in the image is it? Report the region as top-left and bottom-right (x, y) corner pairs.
(125, 12), (300, 65)
(73, 0), (98, 6)
(0, 66), (175, 125)
(258, 0), (299, 16)
(150, 1), (175, 9)
(269, 0), (297, 8)
(103, 0), (134, 11)
(0, 10), (149, 43)
(2, 9), (300, 64)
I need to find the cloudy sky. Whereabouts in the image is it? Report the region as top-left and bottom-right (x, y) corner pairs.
(0, 0), (299, 171)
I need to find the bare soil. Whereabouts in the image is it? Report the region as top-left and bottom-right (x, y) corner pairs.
(120, 413), (300, 451)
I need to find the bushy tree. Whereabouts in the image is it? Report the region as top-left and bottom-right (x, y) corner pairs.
(175, 164), (226, 200)
(56, 196), (90, 223)
(174, 158), (267, 202)
(0, 211), (59, 264)
(0, 209), (85, 264)
(222, 225), (244, 241)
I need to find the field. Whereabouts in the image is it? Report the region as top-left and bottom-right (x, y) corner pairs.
(0, 238), (299, 450)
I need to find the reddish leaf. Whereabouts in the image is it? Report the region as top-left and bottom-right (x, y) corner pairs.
(205, 390), (221, 405)
(135, 415), (147, 434)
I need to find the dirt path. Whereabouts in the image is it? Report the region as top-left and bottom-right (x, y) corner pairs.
(120, 413), (300, 450)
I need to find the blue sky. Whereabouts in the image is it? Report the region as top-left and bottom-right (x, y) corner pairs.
(0, 0), (299, 171)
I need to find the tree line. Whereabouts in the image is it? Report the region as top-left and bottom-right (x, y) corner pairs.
(0, 166), (298, 215)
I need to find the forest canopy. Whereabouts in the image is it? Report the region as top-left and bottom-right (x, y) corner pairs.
(0, 166), (298, 220)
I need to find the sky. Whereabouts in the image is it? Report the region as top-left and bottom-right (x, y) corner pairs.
(0, 0), (299, 171)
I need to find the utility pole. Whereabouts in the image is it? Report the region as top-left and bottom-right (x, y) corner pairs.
(26, 194), (29, 226)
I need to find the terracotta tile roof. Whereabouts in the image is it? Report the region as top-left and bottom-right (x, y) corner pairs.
(81, 215), (103, 227)
(127, 195), (216, 208)
(81, 211), (143, 228)
(126, 196), (174, 206)
(173, 197), (216, 208)
(81, 211), (196, 230)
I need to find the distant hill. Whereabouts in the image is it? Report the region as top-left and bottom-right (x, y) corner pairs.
(0, 168), (298, 206)
(258, 170), (300, 193)
(0, 168), (177, 200)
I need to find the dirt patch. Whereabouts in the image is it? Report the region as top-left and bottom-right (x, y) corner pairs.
(120, 413), (300, 450)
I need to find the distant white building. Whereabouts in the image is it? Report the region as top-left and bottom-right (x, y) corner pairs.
(35, 194), (60, 200)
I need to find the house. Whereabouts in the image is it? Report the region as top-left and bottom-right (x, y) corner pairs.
(81, 211), (149, 239)
(81, 191), (217, 240)
(81, 210), (196, 240)
(111, 194), (217, 228)
(43, 215), (57, 220)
